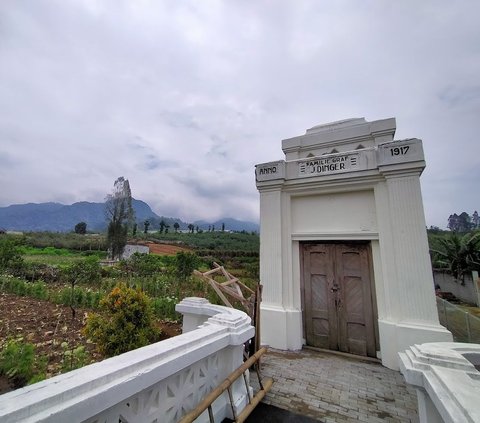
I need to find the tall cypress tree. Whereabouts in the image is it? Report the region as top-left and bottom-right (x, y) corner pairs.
(105, 177), (135, 259)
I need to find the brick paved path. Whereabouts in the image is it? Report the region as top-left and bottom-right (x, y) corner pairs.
(252, 348), (419, 423)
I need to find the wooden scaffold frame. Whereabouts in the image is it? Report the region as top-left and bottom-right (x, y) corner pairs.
(194, 262), (263, 357)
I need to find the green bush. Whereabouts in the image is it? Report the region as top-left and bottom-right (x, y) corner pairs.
(62, 257), (102, 286)
(85, 290), (102, 308)
(151, 296), (179, 320)
(0, 338), (47, 387)
(83, 283), (161, 357)
(175, 252), (199, 281)
(122, 253), (165, 277)
(18, 262), (62, 283)
(18, 280), (49, 300)
(31, 281), (49, 300)
(0, 238), (24, 273)
(60, 342), (90, 373)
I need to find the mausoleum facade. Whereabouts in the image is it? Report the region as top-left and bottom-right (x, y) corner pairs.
(255, 117), (452, 370)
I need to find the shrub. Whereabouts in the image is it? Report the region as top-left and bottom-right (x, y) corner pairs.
(0, 338), (46, 387)
(175, 252), (199, 281)
(31, 281), (49, 300)
(62, 257), (102, 286)
(0, 238), (24, 273)
(19, 263), (61, 283)
(151, 296), (179, 320)
(122, 253), (164, 277)
(83, 283), (160, 357)
(60, 342), (89, 373)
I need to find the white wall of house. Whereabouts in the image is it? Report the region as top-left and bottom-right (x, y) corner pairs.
(121, 244), (150, 260)
(256, 117), (452, 370)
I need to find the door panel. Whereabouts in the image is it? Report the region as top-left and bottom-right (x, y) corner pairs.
(303, 243), (376, 357)
(303, 246), (335, 349)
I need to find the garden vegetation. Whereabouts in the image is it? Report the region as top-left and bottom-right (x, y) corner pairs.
(0, 230), (259, 391)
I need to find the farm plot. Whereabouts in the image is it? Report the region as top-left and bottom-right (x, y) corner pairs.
(0, 291), (181, 395)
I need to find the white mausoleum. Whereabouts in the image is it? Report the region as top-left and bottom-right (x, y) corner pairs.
(255, 117), (452, 370)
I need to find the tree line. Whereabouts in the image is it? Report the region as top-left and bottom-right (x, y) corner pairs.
(447, 211), (479, 233)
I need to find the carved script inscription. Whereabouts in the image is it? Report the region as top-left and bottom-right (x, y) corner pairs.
(255, 161), (285, 181)
(298, 153), (359, 177)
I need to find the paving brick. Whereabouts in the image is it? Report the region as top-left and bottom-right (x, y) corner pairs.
(251, 348), (419, 422)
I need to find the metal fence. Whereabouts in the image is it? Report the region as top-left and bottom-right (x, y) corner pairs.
(436, 297), (480, 343)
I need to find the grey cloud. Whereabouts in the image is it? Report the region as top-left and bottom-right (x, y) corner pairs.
(0, 1), (479, 225)
(438, 86), (480, 108)
(160, 111), (200, 130)
(0, 151), (16, 168)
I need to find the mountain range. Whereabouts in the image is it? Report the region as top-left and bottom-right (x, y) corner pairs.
(0, 200), (259, 233)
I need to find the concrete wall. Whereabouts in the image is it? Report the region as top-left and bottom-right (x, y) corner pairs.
(291, 190), (377, 233)
(434, 270), (479, 306)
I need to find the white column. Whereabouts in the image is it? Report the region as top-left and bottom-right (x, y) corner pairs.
(259, 188), (283, 306)
(258, 188), (302, 350)
(377, 169), (452, 369)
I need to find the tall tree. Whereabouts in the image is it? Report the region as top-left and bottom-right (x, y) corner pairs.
(472, 211), (479, 229)
(105, 177), (135, 260)
(173, 222), (180, 233)
(448, 212), (472, 232)
(144, 220), (150, 234)
(159, 220), (166, 234)
(74, 221), (87, 235)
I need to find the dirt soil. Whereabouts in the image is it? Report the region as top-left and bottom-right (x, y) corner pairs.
(0, 292), (181, 395)
(146, 242), (191, 256)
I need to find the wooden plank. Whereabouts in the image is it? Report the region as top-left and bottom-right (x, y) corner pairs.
(203, 268), (221, 277)
(220, 278), (239, 286)
(208, 280), (234, 308)
(236, 280), (255, 294)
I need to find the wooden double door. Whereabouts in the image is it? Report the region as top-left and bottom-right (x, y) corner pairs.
(302, 243), (377, 357)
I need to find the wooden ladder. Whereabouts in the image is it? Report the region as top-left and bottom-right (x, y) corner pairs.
(179, 347), (273, 423)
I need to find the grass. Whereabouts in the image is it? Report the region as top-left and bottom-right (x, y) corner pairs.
(23, 254), (86, 266)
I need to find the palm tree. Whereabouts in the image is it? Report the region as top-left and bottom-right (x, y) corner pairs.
(431, 231), (480, 282)
(159, 220), (166, 234)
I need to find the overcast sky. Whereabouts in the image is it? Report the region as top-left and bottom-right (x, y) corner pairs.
(1, 1), (479, 227)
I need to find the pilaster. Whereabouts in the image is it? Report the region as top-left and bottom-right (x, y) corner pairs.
(382, 170), (439, 323)
(259, 188), (283, 305)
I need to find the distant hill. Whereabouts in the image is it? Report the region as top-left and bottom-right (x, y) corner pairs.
(0, 200), (259, 233)
(0, 199), (158, 232)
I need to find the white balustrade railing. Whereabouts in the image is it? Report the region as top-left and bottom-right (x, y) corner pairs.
(0, 297), (255, 423)
(399, 342), (480, 423)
